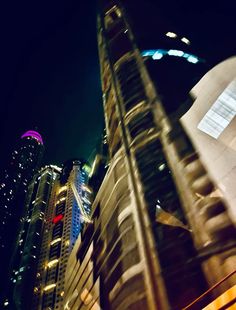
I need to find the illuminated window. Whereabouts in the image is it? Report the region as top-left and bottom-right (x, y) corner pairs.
(168, 49), (184, 57)
(187, 55), (198, 63)
(152, 51), (163, 60)
(3, 301), (9, 307)
(47, 259), (59, 268)
(166, 31), (177, 38)
(198, 80), (236, 139)
(43, 283), (56, 291)
(181, 37), (191, 45)
(50, 238), (62, 246)
(158, 163), (166, 171)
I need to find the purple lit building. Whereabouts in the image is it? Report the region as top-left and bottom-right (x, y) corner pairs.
(0, 130), (44, 304)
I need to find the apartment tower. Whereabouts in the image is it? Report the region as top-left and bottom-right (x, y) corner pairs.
(64, 1), (236, 309)
(32, 160), (91, 310)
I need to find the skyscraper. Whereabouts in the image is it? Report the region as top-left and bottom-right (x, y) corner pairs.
(11, 165), (61, 310)
(33, 160), (91, 310)
(64, 1), (236, 309)
(0, 130), (44, 303)
(9, 159), (91, 310)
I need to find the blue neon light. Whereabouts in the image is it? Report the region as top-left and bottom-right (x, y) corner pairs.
(141, 49), (203, 64)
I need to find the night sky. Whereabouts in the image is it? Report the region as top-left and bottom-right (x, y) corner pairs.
(0, 0), (235, 168)
(0, 0), (103, 167)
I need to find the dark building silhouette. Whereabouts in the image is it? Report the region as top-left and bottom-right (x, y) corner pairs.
(0, 130), (44, 304)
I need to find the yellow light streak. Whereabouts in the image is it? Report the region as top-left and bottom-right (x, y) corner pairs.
(43, 283), (56, 292)
(47, 259), (59, 268)
(50, 238), (61, 246)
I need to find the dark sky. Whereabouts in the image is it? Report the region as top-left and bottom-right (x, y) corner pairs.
(0, 0), (235, 167)
(0, 0), (103, 167)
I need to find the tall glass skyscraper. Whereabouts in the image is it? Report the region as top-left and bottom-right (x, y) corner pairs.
(0, 130), (44, 304)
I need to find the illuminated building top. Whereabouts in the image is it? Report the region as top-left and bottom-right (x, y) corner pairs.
(21, 130), (43, 144)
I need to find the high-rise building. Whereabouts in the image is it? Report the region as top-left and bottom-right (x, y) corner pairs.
(0, 130), (44, 303)
(8, 160), (91, 310)
(33, 160), (91, 310)
(10, 165), (61, 310)
(64, 2), (236, 310)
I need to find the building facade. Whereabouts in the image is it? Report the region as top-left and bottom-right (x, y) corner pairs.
(3, 159), (91, 310)
(181, 57), (236, 225)
(0, 130), (44, 304)
(64, 2), (236, 310)
(11, 165), (61, 310)
(31, 160), (91, 310)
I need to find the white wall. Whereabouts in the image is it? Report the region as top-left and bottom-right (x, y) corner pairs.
(181, 57), (236, 224)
